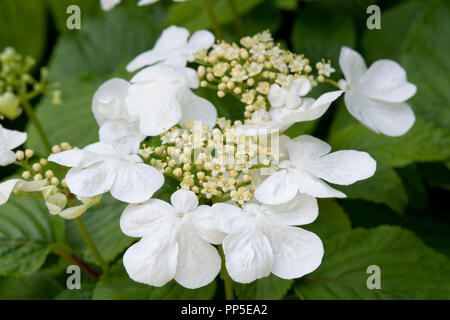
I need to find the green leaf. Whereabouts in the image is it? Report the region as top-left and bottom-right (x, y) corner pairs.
(333, 162), (408, 213)
(45, 0), (101, 33)
(291, 7), (356, 70)
(54, 283), (95, 300)
(275, 0), (298, 10)
(48, 4), (165, 83)
(304, 199), (351, 240)
(402, 0), (450, 131)
(0, 196), (65, 277)
(167, 0), (263, 33)
(294, 226), (450, 299)
(27, 74), (105, 154)
(93, 260), (217, 300)
(0, 0), (47, 63)
(65, 194), (134, 265)
(234, 275), (293, 300)
(328, 107), (450, 168)
(361, 0), (428, 63)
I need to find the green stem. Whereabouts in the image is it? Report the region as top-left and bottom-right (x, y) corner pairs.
(324, 78), (340, 89)
(201, 0), (223, 39)
(22, 100), (51, 154)
(52, 248), (100, 280)
(226, 0), (245, 35)
(219, 246), (234, 300)
(75, 216), (109, 274)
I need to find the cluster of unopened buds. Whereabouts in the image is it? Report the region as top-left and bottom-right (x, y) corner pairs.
(0, 25), (417, 288)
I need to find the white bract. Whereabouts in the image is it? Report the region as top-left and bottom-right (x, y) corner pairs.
(238, 90), (343, 134)
(338, 46), (416, 136)
(0, 179), (47, 205)
(127, 25), (214, 72)
(100, 0), (186, 11)
(268, 77), (312, 109)
(125, 65), (217, 136)
(212, 194), (323, 283)
(48, 142), (164, 203)
(92, 78), (145, 152)
(255, 135), (376, 205)
(120, 189), (223, 289)
(0, 126), (27, 166)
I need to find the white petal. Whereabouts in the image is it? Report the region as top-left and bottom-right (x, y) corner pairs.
(48, 148), (105, 168)
(170, 189), (198, 213)
(360, 60), (417, 102)
(126, 26), (189, 72)
(270, 225), (323, 279)
(120, 200), (177, 237)
(339, 46), (367, 83)
(65, 162), (115, 197)
(174, 225), (221, 289)
(223, 228), (274, 283)
(137, 0), (159, 6)
(100, 0), (121, 11)
(92, 78), (130, 125)
(268, 84), (286, 108)
(123, 231), (178, 287)
(0, 179), (46, 205)
(286, 135), (331, 167)
(98, 120), (145, 154)
(0, 150), (16, 166)
(211, 203), (251, 234)
(0, 127), (27, 150)
(344, 91), (416, 136)
(293, 169), (346, 198)
(189, 205), (226, 245)
(254, 169), (298, 205)
(178, 89), (217, 129)
(186, 30), (215, 61)
(263, 193), (318, 226)
(291, 77), (311, 97)
(308, 150), (376, 185)
(110, 162), (164, 203)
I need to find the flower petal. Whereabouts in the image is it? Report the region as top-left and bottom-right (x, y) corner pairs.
(98, 120), (145, 154)
(48, 148), (106, 168)
(344, 91), (416, 136)
(0, 150), (16, 166)
(0, 126), (27, 151)
(65, 162), (116, 197)
(126, 26), (189, 72)
(178, 89), (217, 129)
(270, 225), (323, 279)
(100, 0), (121, 11)
(190, 205), (226, 245)
(186, 30), (215, 61)
(0, 179), (47, 205)
(123, 231), (178, 287)
(263, 193), (318, 226)
(360, 60), (417, 102)
(92, 78), (130, 125)
(110, 162), (164, 203)
(223, 228), (274, 283)
(286, 135), (331, 167)
(255, 169), (298, 205)
(339, 46), (367, 83)
(174, 225), (221, 289)
(308, 150), (376, 185)
(120, 200), (177, 237)
(171, 189), (198, 213)
(293, 169), (346, 198)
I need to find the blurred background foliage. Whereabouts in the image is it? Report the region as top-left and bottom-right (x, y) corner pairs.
(0, 0), (449, 300)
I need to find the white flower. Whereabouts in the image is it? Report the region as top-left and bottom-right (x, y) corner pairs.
(48, 141), (164, 203)
(100, 0), (186, 11)
(92, 78), (145, 153)
(268, 77), (311, 109)
(238, 90), (343, 134)
(0, 126), (27, 166)
(126, 25), (214, 72)
(58, 195), (102, 220)
(0, 179), (47, 205)
(212, 194), (323, 283)
(125, 65), (217, 136)
(338, 46), (416, 136)
(255, 135), (376, 205)
(120, 189), (223, 289)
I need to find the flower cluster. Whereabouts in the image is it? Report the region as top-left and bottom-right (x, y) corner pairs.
(0, 25), (417, 289)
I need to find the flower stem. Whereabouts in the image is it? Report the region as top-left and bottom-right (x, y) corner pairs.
(75, 216), (109, 274)
(52, 248), (100, 280)
(226, 0), (245, 35)
(324, 78), (340, 89)
(21, 100), (51, 154)
(201, 0), (223, 39)
(219, 245), (234, 300)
